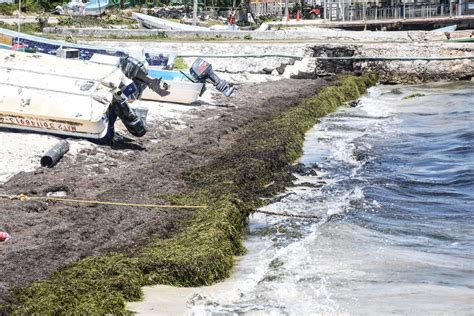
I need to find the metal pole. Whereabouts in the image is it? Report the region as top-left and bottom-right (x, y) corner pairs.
(342, 0), (345, 21)
(375, 1), (377, 20)
(323, 0), (326, 21)
(403, 0), (406, 19)
(363, 0), (367, 27)
(17, 0), (21, 45)
(284, 0), (288, 21)
(193, 0), (198, 25)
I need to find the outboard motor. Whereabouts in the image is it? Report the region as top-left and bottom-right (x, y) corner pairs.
(108, 88), (147, 138)
(101, 77), (147, 142)
(119, 56), (170, 98)
(115, 91), (146, 137)
(189, 58), (234, 97)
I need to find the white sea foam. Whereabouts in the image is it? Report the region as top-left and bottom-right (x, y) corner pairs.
(186, 83), (474, 315)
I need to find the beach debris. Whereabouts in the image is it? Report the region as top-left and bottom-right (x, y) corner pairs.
(53, 5), (64, 15)
(258, 23), (271, 31)
(41, 140), (70, 168)
(402, 92), (426, 100)
(291, 163), (317, 176)
(0, 231), (11, 242)
(146, 5), (226, 23)
(148, 5), (188, 20)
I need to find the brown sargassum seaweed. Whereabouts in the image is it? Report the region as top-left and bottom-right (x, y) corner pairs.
(6, 74), (378, 315)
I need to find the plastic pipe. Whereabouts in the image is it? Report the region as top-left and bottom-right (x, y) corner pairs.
(41, 140), (70, 168)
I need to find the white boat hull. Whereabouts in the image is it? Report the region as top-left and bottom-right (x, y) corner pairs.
(132, 12), (209, 31)
(140, 69), (204, 104)
(65, 0), (108, 16)
(141, 81), (203, 104)
(0, 50), (132, 139)
(0, 115), (109, 139)
(0, 28), (175, 67)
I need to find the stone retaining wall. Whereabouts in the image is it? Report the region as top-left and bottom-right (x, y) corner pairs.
(308, 43), (474, 83)
(41, 31), (468, 82)
(87, 40), (474, 82)
(43, 26), (456, 42)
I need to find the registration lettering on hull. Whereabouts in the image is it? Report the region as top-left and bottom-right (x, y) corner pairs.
(0, 114), (79, 132)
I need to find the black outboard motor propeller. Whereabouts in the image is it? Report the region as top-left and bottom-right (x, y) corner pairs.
(189, 58), (234, 97)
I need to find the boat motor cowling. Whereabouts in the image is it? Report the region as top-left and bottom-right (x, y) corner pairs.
(119, 56), (170, 98)
(189, 58), (234, 97)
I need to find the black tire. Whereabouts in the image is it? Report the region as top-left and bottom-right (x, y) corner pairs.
(310, 13), (317, 20)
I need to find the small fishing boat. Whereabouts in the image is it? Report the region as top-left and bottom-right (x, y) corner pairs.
(132, 12), (209, 31)
(141, 69), (204, 104)
(65, 0), (108, 16)
(0, 50), (134, 139)
(84, 0), (109, 15)
(0, 28), (175, 67)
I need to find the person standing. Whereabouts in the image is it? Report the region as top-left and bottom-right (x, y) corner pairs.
(228, 9), (237, 30)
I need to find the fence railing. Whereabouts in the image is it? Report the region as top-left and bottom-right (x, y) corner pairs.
(325, 3), (467, 21)
(250, 2), (470, 21)
(251, 2), (284, 17)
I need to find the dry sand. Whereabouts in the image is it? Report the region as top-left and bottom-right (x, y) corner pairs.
(0, 73), (277, 185)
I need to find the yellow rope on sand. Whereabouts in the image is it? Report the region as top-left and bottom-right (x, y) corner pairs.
(0, 193), (207, 209)
(0, 194), (322, 219)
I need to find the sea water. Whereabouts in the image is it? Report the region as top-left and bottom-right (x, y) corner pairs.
(188, 82), (474, 315)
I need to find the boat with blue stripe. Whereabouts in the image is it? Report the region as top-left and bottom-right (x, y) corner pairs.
(0, 28), (175, 67)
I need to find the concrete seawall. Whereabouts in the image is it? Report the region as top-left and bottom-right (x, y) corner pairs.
(81, 39), (474, 83)
(43, 26), (457, 42)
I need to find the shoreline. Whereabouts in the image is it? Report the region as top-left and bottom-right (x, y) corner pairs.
(0, 74), (377, 313)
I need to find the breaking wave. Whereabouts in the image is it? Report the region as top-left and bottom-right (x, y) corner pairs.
(188, 82), (474, 315)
